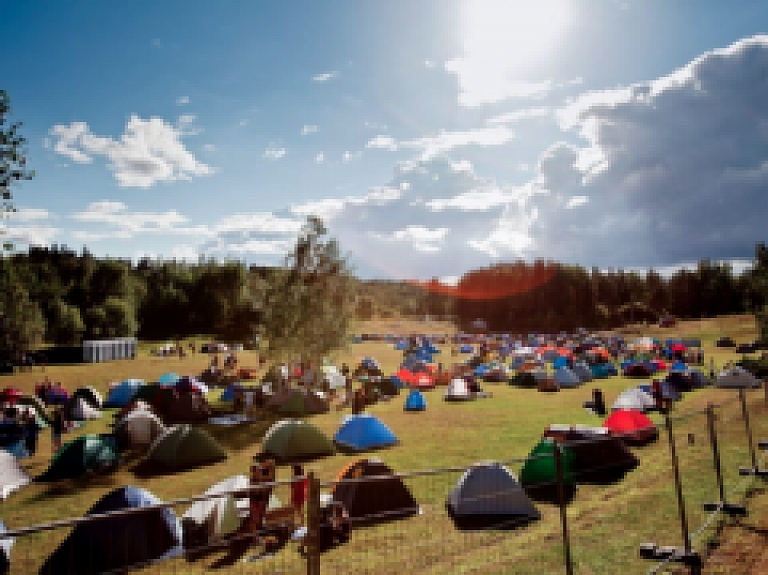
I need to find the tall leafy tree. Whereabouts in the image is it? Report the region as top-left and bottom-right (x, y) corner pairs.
(0, 260), (45, 359)
(262, 216), (353, 366)
(1, 90), (35, 249)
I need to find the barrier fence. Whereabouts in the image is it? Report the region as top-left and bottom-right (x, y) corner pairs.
(2, 387), (768, 574)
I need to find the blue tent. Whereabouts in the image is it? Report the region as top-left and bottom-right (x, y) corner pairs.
(591, 364), (611, 378)
(221, 383), (242, 402)
(404, 390), (426, 411)
(552, 356), (569, 369)
(474, 364), (490, 377)
(395, 340), (408, 350)
(334, 414), (399, 451)
(459, 345), (473, 354)
(158, 372), (180, 385)
(104, 379), (144, 408)
(669, 361), (688, 373)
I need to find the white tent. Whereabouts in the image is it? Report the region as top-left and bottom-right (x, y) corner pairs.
(0, 451), (30, 500)
(444, 377), (473, 401)
(716, 366), (761, 389)
(70, 396), (102, 421)
(612, 388), (656, 412)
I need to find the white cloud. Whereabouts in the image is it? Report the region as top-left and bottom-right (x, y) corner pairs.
(566, 195), (589, 208)
(71, 201), (202, 239)
(486, 107), (551, 125)
(301, 125), (318, 136)
(342, 150), (362, 163)
(366, 135), (399, 151)
(5, 207), (50, 222)
(372, 226), (450, 253)
(0, 224), (58, 247)
(364, 121), (388, 131)
(48, 115), (214, 188)
(312, 71), (338, 82)
(402, 125), (515, 160)
(176, 96), (190, 105)
(424, 59), (435, 68)
(315, 152), (324, 164)
(263, 145), (286, 160)
(239, 119), (249, 127)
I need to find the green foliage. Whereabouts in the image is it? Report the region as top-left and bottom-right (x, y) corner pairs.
(262, 216), (353, 364)
(0, 261), (45, 357)
(48, 300), (86, 345)
(1, 90), (35, 249)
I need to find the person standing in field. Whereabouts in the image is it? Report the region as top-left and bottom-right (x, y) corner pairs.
(51, 408), (65, 454)
(291, 464), (309, 524)
(23, 412), (40, 456)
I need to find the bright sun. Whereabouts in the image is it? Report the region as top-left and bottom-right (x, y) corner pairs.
(447, 0), (572, 106)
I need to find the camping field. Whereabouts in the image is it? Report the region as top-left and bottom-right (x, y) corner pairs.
(1, 314), (767, 574)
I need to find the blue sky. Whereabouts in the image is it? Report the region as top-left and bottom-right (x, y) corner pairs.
(2, 0), (768, 281)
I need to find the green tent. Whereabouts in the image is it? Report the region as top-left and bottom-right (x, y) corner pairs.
(266, 388), (329, 418)
(262, 419), (335, 460)
(38, 434), (118, 482)
(519, 437), (576, 504)
(146, 425), (227, 471)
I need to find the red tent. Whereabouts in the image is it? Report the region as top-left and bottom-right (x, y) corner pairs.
(604, 409), (658, 445)
(670, 343), (686, 353)
(0, 388), (23, 404)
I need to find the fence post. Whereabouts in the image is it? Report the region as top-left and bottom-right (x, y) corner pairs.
(305, 471), (321, 575)
(707, 404), (726, 505)
(664, 412), (694, 560)
(553, 440), (574, 575)
(739, 388), (758, 471)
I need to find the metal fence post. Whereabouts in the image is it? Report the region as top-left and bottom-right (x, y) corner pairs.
(306, 471), (321, 575)
(739, 388), (758, 471)
(707, 404), (726, 505)
(664, 412), (693, 558)
(553, 440), (574, 575)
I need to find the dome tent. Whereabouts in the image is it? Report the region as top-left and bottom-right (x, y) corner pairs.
(261, 419), (335, 460)
(71, 386), (103, 409)
(447, 461), (540, 530)
(612, 388), (655, 412)
(331, 458), (418, 526)
(40, 486), (182, 575)
(334, 414), (399, 452)
(519, 437), (576, 504)
(603, 409), (658, 445)
(444, 377), (474, 401)
(0, 450), (30, 500)
(37, 434), (118, 482)
(553, 367), (581, 388)
(104, 379), (144, 408)
(146, 425), (227, 471)
(265, 387), (329, 417)
(114, 410), (166, 450)
(715, 366), (761, 389)
(404, 389), (426, 411)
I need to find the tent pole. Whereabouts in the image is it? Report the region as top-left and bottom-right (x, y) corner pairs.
(664, 412), (693, 556)
(739, 389), (758, 471)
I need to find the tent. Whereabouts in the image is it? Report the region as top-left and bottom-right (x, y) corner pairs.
(182, 474), (249, 550)
(553, 367), (581, 389)
(716, 336), (736, 348)
(571, 361), (594, 383)
(444, 378), (474, 401)
(15, 395), (48, 421)
(0, 421), (25, 459)
(262, 419), (335, 460)
(334, 414), (399, 452)
(0, 389), (21, 405)
(220, 383), (241, 402)
(71, 386), (103, 409)
(40, 486), (182, 575)
(544, 425), (639, 484)
(134, 386), (177, 419)
(158, 372), (180, 385)
(603, 409), (658, 445)
(66, 396), (102, 421)
(509, 372), (537, 388)
(104, 379), (144, 408)
(175, 376), (208, 395)
(519, 438), (576, 504)
(146, 425), (226, 471)
(612, 388), (656, 412)
(0, 520), (12, 574)
(166, 392), (212, 424)
(331, 458), (418, 526)
(447, 461), (540, 530)
(265, 387), (329, 417)
(38, 434), (118, 481)
(0, 450), (30, 500)
(624, 363), (652, 378)
(715, 366), (761, 389)
(114, 399), (155, 423)
(115, 410), (166, 450)
(404, 390), (426, 411)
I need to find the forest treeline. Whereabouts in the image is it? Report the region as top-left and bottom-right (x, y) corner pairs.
(1, 242), (767, 358)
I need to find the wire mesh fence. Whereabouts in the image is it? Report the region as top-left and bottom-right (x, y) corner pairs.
(2, 387), (768, 574)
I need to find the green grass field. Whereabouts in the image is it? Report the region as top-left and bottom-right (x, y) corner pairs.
(0, 314), (765, 574)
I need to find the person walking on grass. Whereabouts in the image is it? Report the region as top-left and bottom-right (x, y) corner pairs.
(51, 407), (65, 454)
(23, 411), (40, 456)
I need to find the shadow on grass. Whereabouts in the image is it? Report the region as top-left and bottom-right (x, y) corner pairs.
(28, 472), (120, 501)
(200, 409), (281, 452)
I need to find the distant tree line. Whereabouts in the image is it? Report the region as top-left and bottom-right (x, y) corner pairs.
(2, 239), (767, 359)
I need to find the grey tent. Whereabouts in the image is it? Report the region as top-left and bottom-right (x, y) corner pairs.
(447, 462), (540, 530)
(553, 367), (581, 388)
(114, 410), (166, 450)
(571, 361), (594, 383)
(715, 366), (761, 389)
(67, 396), (102, 421)
(612, 388), (655, 412)
(0, 451), (30, 500)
